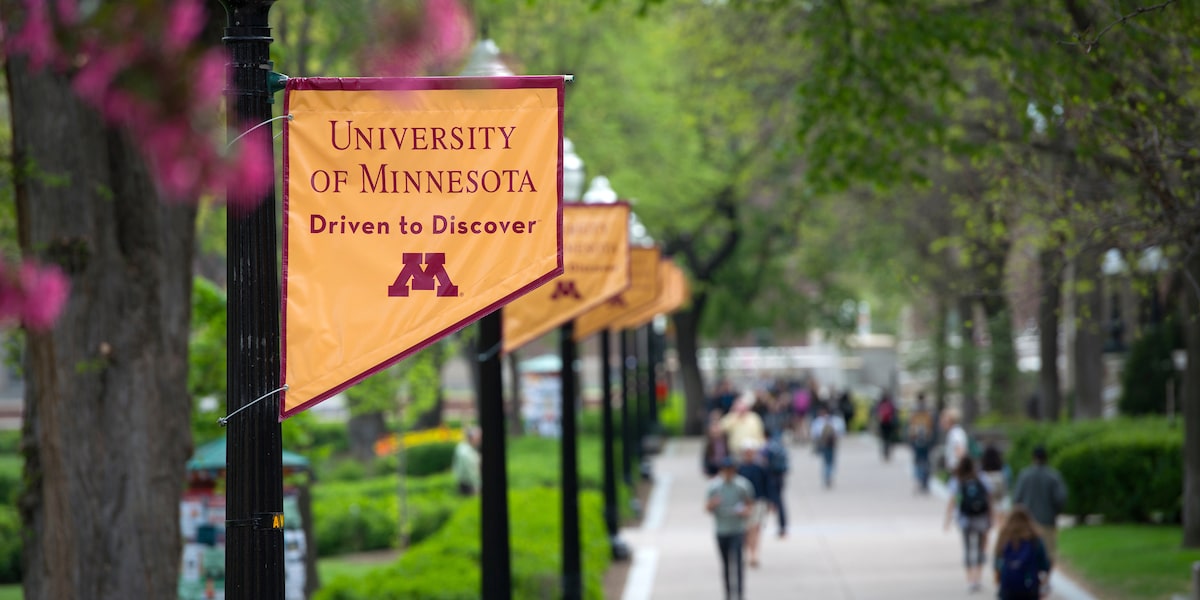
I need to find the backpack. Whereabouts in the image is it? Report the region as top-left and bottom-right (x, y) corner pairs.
(766, 439), (789, 473)
(818, 419), (836, 449)
(998, 539), (1041, 593)
(908, 412), (932, 447)
(959, 477), (989, 517)
(878, 401), (895, 425)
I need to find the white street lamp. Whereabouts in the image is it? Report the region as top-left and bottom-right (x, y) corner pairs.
(582, 175), (617, 204)
(458, 39), (514, 77)
(563, 139), (585, 202)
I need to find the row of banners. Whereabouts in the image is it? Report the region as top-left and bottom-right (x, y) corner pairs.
(279, 76), (689, 419)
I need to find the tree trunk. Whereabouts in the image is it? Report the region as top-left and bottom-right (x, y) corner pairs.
(1072, 247), (1105, 420)
(1181, 249), (1200, 547)
(347, 411), (387, 462)
(934, 295), (949, 409)
(673, 299), (708, 436)
(9, 61), (195, 600)
(958, 296), (980, 426)
(1037, 247), (1063, 421)
(982, 294), (1018, 416)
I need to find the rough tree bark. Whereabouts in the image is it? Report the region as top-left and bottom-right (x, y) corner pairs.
(9, 61), (195, 600)
(1182, 248), (1200, 547)
(1037, 247), (1063, 421)
(672, 299), (708, 436)
(958, 296), (981, 426)
(1072, 247), (1105, 420)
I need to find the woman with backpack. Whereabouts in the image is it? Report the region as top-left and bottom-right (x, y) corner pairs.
(993, 506), (1051, 599)
(943, 455), (994, 593)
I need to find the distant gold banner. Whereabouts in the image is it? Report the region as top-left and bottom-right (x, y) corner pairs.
(503, 203), (631, 353)
(281, 77), (564, 419)
(611, 260), (689, 329)
(573, 247), (660, 341)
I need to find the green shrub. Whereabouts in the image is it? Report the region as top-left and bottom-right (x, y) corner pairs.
(0, 431), (19, 455)
(1119, 319), (1180, 416)
(1055, 429), (1182, 522)
(401, 441), (457, 477)
(0, 505), (21, 584)
(313, 473), (461, 556)
(0, 456), (21, 506)
(657, 392), (685, 437)
(315, 487), (610, 600)
(323, 459), (368, 483)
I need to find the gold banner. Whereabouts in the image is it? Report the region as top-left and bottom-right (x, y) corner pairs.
(573, 246), (660, 341)
(611, 259), (689, 330)
(281, 77), (564, 419)
(503, 203), (631, 353)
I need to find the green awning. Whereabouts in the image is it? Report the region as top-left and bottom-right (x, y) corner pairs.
(187, 435), (311, 472)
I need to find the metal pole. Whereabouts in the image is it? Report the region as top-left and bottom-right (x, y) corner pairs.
(638, 325), (653, 479)
(222, 1), (283, 599)
(599, 330), (629, 560)
(620, 329), (635, 486)
(643, 324), (658, 428)
(479, 310), (512, 599)
(560, 322), (582, 600)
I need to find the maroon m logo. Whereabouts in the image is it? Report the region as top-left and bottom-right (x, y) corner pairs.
(549, 280), (582, 300)
(606, 294), (625, 307)
(388, 253), (458, 297)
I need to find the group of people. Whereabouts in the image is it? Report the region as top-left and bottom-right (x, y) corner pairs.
(704, 381), (1070, 600)
(940, 410), (1070, 598)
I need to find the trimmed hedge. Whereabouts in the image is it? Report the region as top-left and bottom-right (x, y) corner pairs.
(1002, 418), (1182, 523)
(313, 473), (462, 556)
(315, 487), (611, 600)
(0, 505), (20, 583)
(1057, 430), (1182, 522)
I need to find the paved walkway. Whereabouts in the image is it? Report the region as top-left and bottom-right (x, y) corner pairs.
(619, 434), (1097, 600)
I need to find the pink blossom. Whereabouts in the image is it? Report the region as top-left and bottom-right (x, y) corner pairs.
(191, 50), (227, 109)
(222, 130), (275, 213)
(71, 49), (123, 105)
(54, 0), (79, 24)
(8, 0), (55, 68)
(163, 0), (205, 53)
(17, 262), (70, 331)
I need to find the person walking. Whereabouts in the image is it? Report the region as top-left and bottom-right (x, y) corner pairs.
(944, 455), (994, 593)
(1011, 445), (1068, 582)
(876, 392), (898, 461)
(735, 442), (770, 568)
(706, 457), (754, 600)
(763, 433), (790, 538)
(907, 393), (935, 494)
(720, 391), (767, 460)
(980, 444), (1011, 520)
(940, 408), (969, 474)
(809, 404), (846, 489)
(452, 426), (482, 496)
(993, 506), (1052, 600)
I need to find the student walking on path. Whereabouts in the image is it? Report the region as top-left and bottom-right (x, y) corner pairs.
(907, 393), (935, 494)
(810, 403), (846, 488)
(944, 456), (994, 593)
(1012, 445), (1068, 576)
(706, 457), (754, 600)
(993, 506), (1052, 600)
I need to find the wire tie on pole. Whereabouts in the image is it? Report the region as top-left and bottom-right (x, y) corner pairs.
(477, 342), (502, 362)
(218, 384), (288, 426)
(227, 114), (293, 149)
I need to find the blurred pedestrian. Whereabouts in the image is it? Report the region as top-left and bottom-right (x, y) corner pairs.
(980, 444), (1011, 519)
(1012, 445), (1068, 579)
(809, 403), (845, 489)
(764, 433), (790, 538)
(720, 391), (766, 460)
(940, 408), (968, 474)
(706, 457), (754, 600)
(837, 389), (856, 431)
(875, 392), (898, 461)
(944, 456), (993, 593)
(993, 506), (1051, 600)
(702, 412), (730, 477)
(907, 393), (935, 494)
(735, 442), (770, 568)
(452, 426), (482, 496)
(790, 380), (813, 444)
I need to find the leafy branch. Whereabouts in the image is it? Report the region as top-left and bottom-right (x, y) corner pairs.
(1061, 0), (1179, 53)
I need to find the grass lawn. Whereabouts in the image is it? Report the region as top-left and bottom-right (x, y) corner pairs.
(318, 555), (394, 584)
(0, 584), (20, 600)
(1059, 524), (1200, 600)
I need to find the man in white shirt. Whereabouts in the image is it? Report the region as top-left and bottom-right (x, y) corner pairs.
(940, 408), (968, 474)
(809, 404), (846, 488)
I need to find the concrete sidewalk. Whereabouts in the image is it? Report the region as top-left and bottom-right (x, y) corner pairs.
(619, 434), (1097, 600)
